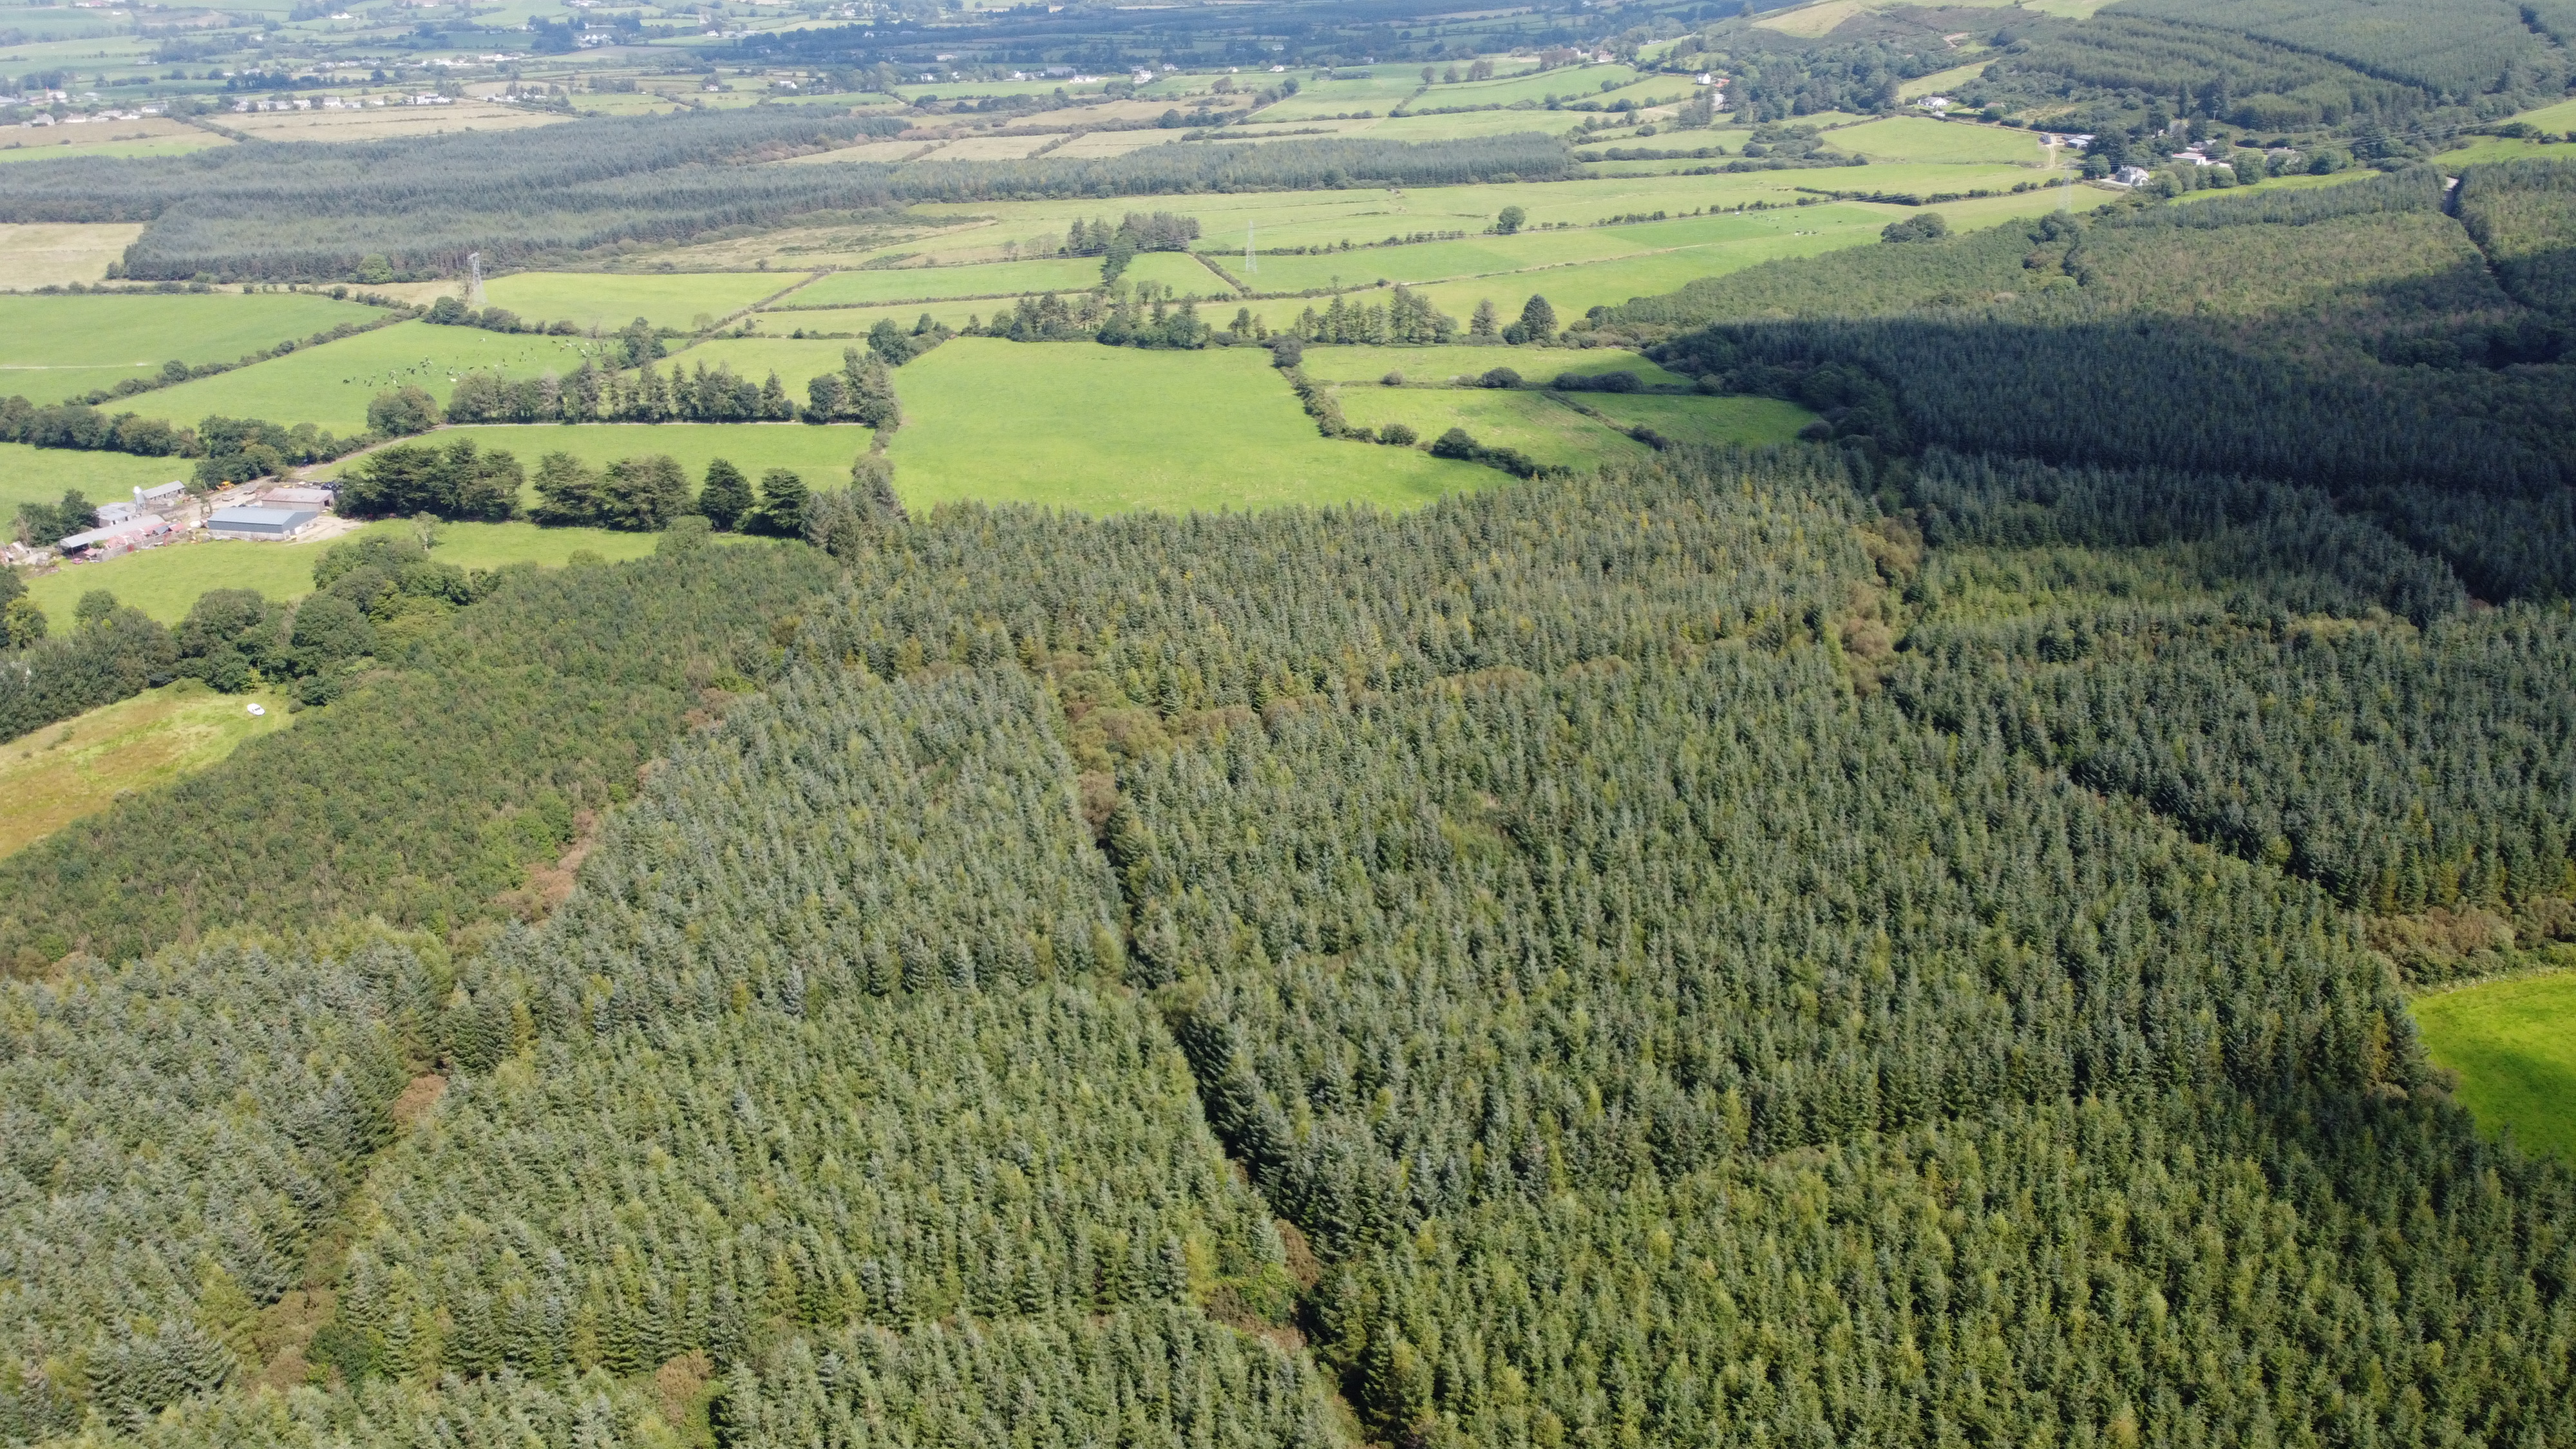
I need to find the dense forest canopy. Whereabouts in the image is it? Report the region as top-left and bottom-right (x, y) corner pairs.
(8, 0), (2576, 1444)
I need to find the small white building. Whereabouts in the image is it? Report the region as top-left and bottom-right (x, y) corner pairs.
(135, 480), (187, 511)
(2110, 165), (2152, 188)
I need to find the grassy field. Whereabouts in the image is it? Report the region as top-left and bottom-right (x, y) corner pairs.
(221, 101), (566, 142)
(1900, 62), (1994, 101)
(1297, 345), (1689, 388)
(1409, 63), (1643, 110)
(0, 292), (392, 403)
(0, 680), (294, 860)
(0, 442), (195, 518)
(2415, 972), (2576, 1164)
(789, 258), (1113, 307)
(23, 519), (664, 627)
(1251, 71), (1437, 120)
(476, 270), (806, 330)
(882, 338), (1493, 513)
(1826, 117), (2052, 166)
(316, 422), (876, 495)
(1579, 392), (1819, 448)
(1335, 386), (1647, 469)
(738, 300), (992, 335)
(125, 321), (611, 435)
(0, 132), (229, 164)
(1232, 227), (1652, 293)
(0, 222), (147, 290)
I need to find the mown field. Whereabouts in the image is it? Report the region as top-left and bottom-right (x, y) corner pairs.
(1334, 385), (1649, 468)
(23, 518), (663, 626)
(0, 221), (146, 288)
(0, 291), (390, 402)
(2415, 972), (2576, 1164)
(1826, 116), (2055, 166)
(882, 338), (1493, 512)
(1295, 344), (1689, 387)
(0, 679), (293, 859)
(475, 269), (806, 330)
(0, 441), (194, 517)
(1581, 391), (1818, 447)
(125, 320), (610, 434)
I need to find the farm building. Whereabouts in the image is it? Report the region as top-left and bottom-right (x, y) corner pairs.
(133, 480), (187, 510)
(207, 505), (323, 542)
(55, 516), (175, 558)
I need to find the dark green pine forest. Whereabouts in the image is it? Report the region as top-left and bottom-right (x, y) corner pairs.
(5, 435), (2573, 1448)
(9, 17), (2576, 1447)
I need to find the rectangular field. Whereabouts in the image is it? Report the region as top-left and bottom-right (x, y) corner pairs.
(1334, 386), (1647, 469)
(0, 292), (392, 403)
(1296, 345), (1689, 388)
(0, 680), (294, 861)
(787, 258), (1112, 308)
(123, 321), (611, 435)
(1824, 117), (2053, 166)
(0, 131), (229, 165)
(1578, 392), (1820, 448)
(881, 338), (1494, 513)
(739, 300), (993, 335)
(0, 222), (147, 289)
(476, 270), (807, 331)
(220, 100), (567, 142)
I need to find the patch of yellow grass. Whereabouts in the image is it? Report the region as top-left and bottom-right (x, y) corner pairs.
(0, 681), (294, 859)
(0, 223), (147, 290)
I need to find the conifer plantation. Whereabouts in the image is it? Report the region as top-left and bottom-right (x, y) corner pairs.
(5, 442), (2572, 1448)
(6, 0), (2576, 1441)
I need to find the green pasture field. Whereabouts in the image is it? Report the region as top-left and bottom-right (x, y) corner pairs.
(882, 337), (1492, 513)
(1334, 386), (1645, 469)
(0, 443), (196, 519)
(1122, 252), (1241, 298)
(1900, 62), (1993, 101)
(1366, 110), (1606, 142)
(740, 300), (991, 335)
(477, 270), (806, 330)
(1824, 117), (2052, 166)
(1414, 63), (1644, 110)
(1230, 228), (1650, 293)
(22, 519), (664, 628)
(665, 334), (892, 388)
(1347, 210), (1903, 321)
(1297, 345), (1689, 388)
(0, 292), (391, 404)
(786, 258), (1112, 308)
(1251, 72), (1434, 120)
(0, 679), (294, 861)
(890, 77), (1107, 101)
(2503, 95), (2576, 132)
(2415, 971), (2576, 1164)
(2441, 134), (2576, 167)
(1578, 392), (1819, 448)
(122, 321), (611, 435)
(2167, 169), (2380, 203)
(909, 174), (1871, 261)
(0, 133), (229, 164)
(316, 422), (878, 496)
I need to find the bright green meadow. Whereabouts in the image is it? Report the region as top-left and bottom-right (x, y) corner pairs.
(1334, 386), (1647, 469)
(2414, 973), (2576, 1165)
(317, 422), (878, 496)
(882, 338), (1492, 513)
(0, 442), (194, 517)
(123, 321), (611, 435)
(477, 270), (808, 331)
(1580, 392), (1819, 448)
(0, 292), (390, 403)
(1298, 345), (1687, 388)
